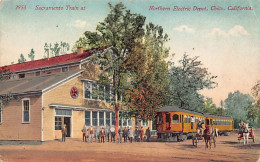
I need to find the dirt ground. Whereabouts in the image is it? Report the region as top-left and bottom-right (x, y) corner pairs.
(0, 131), (259, 162)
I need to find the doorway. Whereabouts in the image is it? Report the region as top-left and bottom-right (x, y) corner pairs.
(206, 119), (209, 126)
(64, 117), (71, 137)
(165, 113), (171, 130)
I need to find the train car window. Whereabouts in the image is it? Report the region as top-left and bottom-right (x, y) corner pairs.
(188, 116), (191, 123)
(195, 117), (198, 123)
(166, 113), (170, 123)
(172, 114), (179, 123)
(184, 115), (187, 123)
(157, 113), (163, 124)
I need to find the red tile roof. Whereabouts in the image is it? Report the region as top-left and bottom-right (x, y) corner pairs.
(0, 46), (110, 72)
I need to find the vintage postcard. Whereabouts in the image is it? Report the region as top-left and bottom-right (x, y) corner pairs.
(0, 0), (259, 161)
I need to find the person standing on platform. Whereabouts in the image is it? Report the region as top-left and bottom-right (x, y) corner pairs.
(95, 126), (100, 143)
(127, 126), (130, 141)
(135, 126), (140, 142)
(118, 127), (123, 143)
(86, 127), (90, 142)
(89, 126), (94, 143)
(82, 124), (87, 142)
(100, 127), (106, 143)
(105, 126), (110, 142)
(123, 127), (128, 142)
(128, 127), (134, 143)
(140, 126), (144, 142)
(110, 125), (115, 142)
(61, 124), (67, 142)
(145, 127), (151, 142)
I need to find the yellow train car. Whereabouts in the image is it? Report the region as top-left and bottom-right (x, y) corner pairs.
(156, 106), (233, 141)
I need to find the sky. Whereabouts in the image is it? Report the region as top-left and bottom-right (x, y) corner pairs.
(0, 0), (259, 106)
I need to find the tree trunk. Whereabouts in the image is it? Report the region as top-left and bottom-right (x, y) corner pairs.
(113, 73), (119, 140)
(115, 104), (119, 140)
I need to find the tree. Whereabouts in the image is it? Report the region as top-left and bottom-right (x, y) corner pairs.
(224, 91), (254, 128)
(0, 66), (11, 81)
(43, 42), (70, 58)
(75, 2), (146, 138)
(18, 53), (26, 63)
(168, 53), (217, 110)
(124, 23), (170, 121)
(28, 48), (35, 61)
(246, 105), (258, 122)
(251, 80), (260, 127)
(201, 98), (217, 114)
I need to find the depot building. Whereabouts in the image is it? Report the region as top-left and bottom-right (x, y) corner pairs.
(0, 47), (152, 141)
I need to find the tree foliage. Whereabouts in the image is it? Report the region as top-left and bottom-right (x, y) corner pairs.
(168, 54), (217, 110)
(202, 98), (217, 114)
(18, 53), (26, 63)
(74, 2), (147, 136)
(201, 98), (224, 115)
(43, 42), (70, 58)
(124, 23), (170, 121)
(28, 48), (35, 61)
(0, 66), (12, 81)
(224, 91), (254, 128)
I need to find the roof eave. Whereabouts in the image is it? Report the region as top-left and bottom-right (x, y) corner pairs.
(42, 70), (83, 94)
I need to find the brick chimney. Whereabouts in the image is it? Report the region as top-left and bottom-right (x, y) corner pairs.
(77, 47), (83, 54)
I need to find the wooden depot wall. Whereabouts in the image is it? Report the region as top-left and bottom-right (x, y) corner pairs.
(0, 95), (42, 140)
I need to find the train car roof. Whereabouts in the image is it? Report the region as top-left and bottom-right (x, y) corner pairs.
(203, 113), (233, 119)
(158, 106), (204, 116)
(158, 106), (233, 119)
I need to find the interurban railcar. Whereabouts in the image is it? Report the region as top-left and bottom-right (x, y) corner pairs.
(156, 106), (233, 141)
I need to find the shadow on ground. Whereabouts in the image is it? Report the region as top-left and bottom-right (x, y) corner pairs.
(0, 140), (43, 145)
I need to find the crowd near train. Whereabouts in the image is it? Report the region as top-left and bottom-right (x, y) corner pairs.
(156, 106), (233, 141)
(61, 105), (235, 143)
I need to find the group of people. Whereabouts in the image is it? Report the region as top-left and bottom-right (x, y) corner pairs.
(82, 125), (151, 143)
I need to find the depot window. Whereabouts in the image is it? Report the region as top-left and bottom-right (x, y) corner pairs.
(55, 117), (62, 130)
(83, 80), (112, 102)
(85, 111), (91, 126)
(22, 99), (30, 123)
